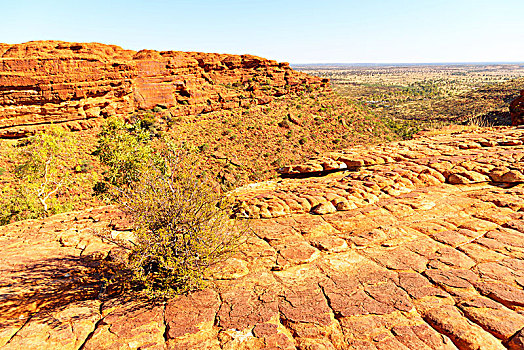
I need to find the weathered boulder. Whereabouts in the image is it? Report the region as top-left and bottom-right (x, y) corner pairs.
(509, 89), (524, 126)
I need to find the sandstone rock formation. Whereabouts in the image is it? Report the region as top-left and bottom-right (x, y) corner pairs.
(510, 90), (524, 126)
(234, 126), (524, 219)
(0, 41), (328, 137)
(1, 127), (524, 349)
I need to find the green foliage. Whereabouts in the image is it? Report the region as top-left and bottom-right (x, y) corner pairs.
(95, 117), (246, 297)
(102, 144), (246, 298)
(1, 127), (79, 223)
(93, 117), (159, 190)
(382, 117), (420, 140)
(0, 186), (38, 225)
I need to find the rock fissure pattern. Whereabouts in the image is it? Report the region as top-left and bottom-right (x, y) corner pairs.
(1, 127), (524, 349)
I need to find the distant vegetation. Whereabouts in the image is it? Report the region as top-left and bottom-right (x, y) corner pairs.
(297, 64), (524, 127)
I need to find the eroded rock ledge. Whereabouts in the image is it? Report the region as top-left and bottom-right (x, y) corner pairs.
(0, 41), (327, 137)
(1, 127), (524, 349)
(233, 127), (524, 218)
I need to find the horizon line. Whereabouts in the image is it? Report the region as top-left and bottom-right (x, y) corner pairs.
(291, 61), (524, 66)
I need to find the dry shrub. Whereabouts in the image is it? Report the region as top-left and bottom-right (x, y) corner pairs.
(104, 144), (246, 297)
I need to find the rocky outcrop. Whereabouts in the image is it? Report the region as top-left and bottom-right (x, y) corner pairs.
(0, 41), (328, 137)
(510, 90), (524, 126)
(234, 127), (524, 219)
(1, 127), (524, 349)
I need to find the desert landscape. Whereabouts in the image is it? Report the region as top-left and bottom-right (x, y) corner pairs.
(0, 39), (523, 350)
(296, 63), (524, 127)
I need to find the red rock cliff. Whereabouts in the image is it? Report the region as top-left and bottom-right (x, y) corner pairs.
(0, 41), (328, 137)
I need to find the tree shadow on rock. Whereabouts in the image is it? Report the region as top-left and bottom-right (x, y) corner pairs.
(0, 250), (162, 328)
(1, 254), (107, 328)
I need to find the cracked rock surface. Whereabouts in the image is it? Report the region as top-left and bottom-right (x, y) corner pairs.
(1, 127), (524, 349)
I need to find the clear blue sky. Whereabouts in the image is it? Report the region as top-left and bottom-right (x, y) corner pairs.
(2, 0), (523, 63)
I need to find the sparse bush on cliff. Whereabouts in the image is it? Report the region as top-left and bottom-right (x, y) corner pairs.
(95, 117), (246, 297)
(93, 116), (160, 191)
(382, 117), (420, 140)
(109, 147), (245, 297)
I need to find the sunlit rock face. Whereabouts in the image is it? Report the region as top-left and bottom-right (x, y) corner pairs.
(2, 127), (524, 349)
(0, 40), (328, 137)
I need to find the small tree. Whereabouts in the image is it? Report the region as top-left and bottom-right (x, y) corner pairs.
(115, 147), (244, 296)
(10, 127), (76, 219)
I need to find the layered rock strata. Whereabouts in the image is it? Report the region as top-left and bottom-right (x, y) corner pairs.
(0, 41), (327, 137)
(1, 127), (524, 349)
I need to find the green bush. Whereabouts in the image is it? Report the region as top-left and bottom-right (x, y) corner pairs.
(95, 118), (246, 297)
(382, 117), (420, 140)
(93, 117), (159, 190)
(0, 185), (39, 225)
(102, 145), (246, 297)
